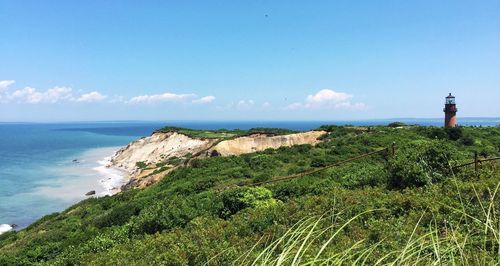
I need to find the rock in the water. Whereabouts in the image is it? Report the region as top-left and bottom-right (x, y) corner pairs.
(85, 190), (96, 196)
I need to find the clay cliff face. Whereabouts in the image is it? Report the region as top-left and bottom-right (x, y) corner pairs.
(111, 132), (217, 172)
(209, 131), (325, 156)
(111, 130), (326, 190)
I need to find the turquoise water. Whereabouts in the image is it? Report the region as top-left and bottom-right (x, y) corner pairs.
(0, 119), (498, 230)
(0, 122), (164, 228)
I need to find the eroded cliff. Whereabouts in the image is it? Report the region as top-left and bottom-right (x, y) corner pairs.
(112, 131), (217, 171)
(210, 131), (325, 156)
(111, 130), (326, 190)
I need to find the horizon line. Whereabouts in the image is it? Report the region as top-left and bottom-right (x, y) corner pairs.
(1, 117), (499, 124)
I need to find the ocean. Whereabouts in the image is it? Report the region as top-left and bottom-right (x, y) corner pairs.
(0, 118), (498, 232)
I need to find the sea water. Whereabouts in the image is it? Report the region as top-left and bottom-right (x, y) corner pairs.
(0, 122), (164, 230)
(0, 119), (498, 232)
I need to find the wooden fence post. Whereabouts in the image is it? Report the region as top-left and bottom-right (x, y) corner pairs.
(391, 142), (396, 156)
(474, 152), (479, 176)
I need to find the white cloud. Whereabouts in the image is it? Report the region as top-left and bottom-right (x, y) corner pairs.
(0, 80), (15, 92)
(288, 89), (366, 110)
(305, 89), (352, 106)
(9, 86), (74, 104)
(237, 100), (255, 109)
(262, 102), (271, 108)
(128, 92), (195, 103)
(192, 95), (215, 104)
(76, 91), (107, 102)
(2, 85), (110, 104)
(1, 83), (205, 106)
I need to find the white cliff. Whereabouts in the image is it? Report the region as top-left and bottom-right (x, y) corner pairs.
(110, 130), (326, 190)
(111, 131), (217, 171)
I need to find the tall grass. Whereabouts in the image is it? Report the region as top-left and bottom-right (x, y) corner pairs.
(232, 182), (499, 265)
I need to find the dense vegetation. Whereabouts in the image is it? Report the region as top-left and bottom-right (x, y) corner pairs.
(156, 126), (298, 139)
(0, 125), (498, 265)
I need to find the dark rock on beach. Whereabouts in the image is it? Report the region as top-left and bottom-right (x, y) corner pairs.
(121, 179), (138, 191)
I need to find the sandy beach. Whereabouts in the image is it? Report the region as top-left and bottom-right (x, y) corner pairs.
(93, 154), (129, 196)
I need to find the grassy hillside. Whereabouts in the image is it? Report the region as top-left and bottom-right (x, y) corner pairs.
(0, 125), (499, 265)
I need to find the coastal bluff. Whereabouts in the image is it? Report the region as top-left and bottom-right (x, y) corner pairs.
(211, 132), (324, 156)
(110, 128), (326, 190)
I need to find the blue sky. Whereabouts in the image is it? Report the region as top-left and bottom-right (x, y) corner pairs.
(0, 0), (499, 121)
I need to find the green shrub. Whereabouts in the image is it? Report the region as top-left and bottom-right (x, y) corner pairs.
(129, 193), (222, 235)
(135, 161), (148, 169)
(418, 127), (447, 139)
(221, 187), (279, 217)
(25, 212), (60, 230)
(246, 127), (297, 136)
(445, 127), (463, 141)
(460, 133), (474, 146)
(388, 140), (456, 189)
(130, 200), (192, 235)
(92, 202), (142, 228)
(166, 156), (182, 166)
(341, 164), (388, 188)
(190, 158), (204, 168)
(311, 157), (327, 167)
(253, 173), (271, 183)
(248, 154), (278, 171)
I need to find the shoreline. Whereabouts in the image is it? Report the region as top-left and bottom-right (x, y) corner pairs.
(0, 146), (129, 235)
(93, 154), (129, 196)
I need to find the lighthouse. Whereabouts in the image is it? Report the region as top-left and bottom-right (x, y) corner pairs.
(443, 93), (457, 128)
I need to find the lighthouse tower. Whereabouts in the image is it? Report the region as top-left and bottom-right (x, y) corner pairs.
(443, 93), (457, 128)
